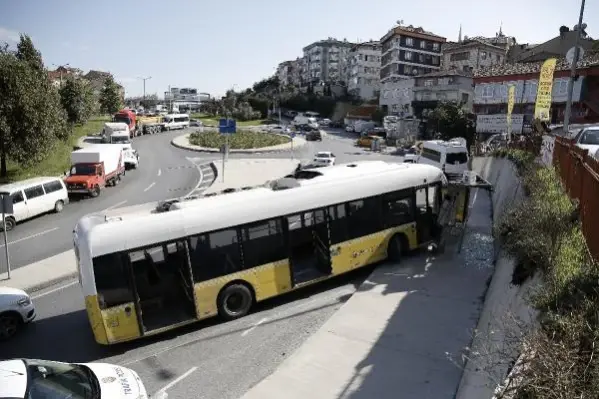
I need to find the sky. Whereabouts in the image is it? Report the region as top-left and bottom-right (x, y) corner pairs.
(1, 0), (596, 98)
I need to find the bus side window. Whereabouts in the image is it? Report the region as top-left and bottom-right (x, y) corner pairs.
(346, 197), (382, 239)
(241, 219), (286, 268)
(328, 204), (348, 244)
(93, 254), (134, 309)
(188, 235), (214, 282)
(383, 192), (414, 227)
(208, 228), (242, 276)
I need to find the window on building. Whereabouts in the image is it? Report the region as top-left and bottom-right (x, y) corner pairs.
(432, 56), (440, 65)
(420, 40), (426, 49)
(480, 51), (487, 59)
(433, 43), (440, 51)
(404, 51), (413, 61)
(482, 85), (494, 97)
(462, 93), (469, 103)
(419, 54), (425, 63)
(406, 37), (414, 46)
(424, 79), (434, 87)
(450, 52), (469, 61)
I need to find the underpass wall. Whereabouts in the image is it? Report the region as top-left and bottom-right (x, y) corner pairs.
(456, 157), (540, 399)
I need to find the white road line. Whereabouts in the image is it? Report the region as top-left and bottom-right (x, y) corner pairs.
(241, 317), (268, 336)
(0, 227), (58, 248)
(102, 200), (127, 211)
(154, 367), (198, 395)
(31, 281), (78, 299)
(143, 182), (156, 192)
(157, 168), (162, 176)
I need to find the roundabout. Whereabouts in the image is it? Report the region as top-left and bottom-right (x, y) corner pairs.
(172, 130), (307, 153)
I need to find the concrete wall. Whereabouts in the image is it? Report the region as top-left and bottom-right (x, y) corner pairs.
(456, 157), (539, 399)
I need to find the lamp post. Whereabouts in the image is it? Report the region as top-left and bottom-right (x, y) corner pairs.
(563, 0), (586, 134)
(138, 76), (152, 105)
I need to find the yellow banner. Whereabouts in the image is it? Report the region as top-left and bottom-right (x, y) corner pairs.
(507, 85), (515, 134)
(534, 58), (557, 121)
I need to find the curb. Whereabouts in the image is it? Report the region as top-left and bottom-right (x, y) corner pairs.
(171, 133), (307, 154)
(26, 272), (79, 294)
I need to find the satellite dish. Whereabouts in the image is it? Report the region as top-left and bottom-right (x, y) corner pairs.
(566, 46), (585, 66)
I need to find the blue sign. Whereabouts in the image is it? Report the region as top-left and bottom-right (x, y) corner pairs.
(290, 132), (296, 139)
(218, 118), (236, 134)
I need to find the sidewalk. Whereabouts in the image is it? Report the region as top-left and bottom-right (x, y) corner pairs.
(0, 250), (77, 292)
(242, 188), (495, 399)
(171, 133), (307, 154)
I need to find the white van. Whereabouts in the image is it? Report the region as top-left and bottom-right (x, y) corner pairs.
(292, 114), (318, 128)
(163, 113), (190, 130)
(102, 122), (131, 143)
(0, 177), (69, 231)
(417, 138), (470, 179)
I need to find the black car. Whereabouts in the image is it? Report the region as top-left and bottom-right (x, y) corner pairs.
(306, 130), (322, 141)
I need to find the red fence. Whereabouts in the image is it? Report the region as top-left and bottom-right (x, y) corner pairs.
(553, 137), (599, 263)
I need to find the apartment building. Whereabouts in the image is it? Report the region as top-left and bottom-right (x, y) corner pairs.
(302, 38), (354, 85)
(47, 66), (82, 87)
(276, 59), (301, 86)
(412, 71), (474, 117)
(347, 41), (382, 100)
(380, 24), (446, 83)
(474, 52), (599, 136)
(441, 38), (506, 74)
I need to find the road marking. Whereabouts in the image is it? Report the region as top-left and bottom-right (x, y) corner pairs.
(143, 182), (156, 192)
(0, 227), (58, 248)
(103, 200), (127, 211)
(157, 168), (162, 176)
(241, 317), (268, 336)
(154, 367), (198, 395)
(31, 280), (78, 299)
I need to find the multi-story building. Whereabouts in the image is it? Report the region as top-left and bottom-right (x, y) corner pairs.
(473, 52), (599, 137)
(47, 66), (82, 87)
(276, 59), (301, 87)
(441, 38), (506, 74)
(380, 24), (446, 83)
(347, 41), (382, 100)
(164, 87), (210, 111)
(411, 71), (474, 117)
(302, 38), (354, 85)
(379, 79), (414, 116)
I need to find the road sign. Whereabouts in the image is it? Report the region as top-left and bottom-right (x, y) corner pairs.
(219, 118), (237, 134)
(290, 132), (296, 139)
(566, 46), (585, 67)
(0, 195), (13, 215)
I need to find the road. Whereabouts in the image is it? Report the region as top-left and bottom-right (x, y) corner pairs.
(1, 127), (399, 271)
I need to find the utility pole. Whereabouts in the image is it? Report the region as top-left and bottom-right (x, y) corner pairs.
(563, 0), (586, 134)
(138, 76), (152, 105)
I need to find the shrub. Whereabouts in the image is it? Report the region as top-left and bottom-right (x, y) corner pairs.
(188, 131), (288, 149)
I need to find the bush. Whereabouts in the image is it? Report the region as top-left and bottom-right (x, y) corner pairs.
(188, 131), (289, 149)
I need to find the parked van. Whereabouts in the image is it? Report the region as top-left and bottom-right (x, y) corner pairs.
(163, 113), (190, 130)
(292, 114), (318, 127)
(0, 177), (69, 231)
(417, 138), (470, 180)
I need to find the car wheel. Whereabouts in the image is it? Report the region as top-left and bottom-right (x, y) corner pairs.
(90, 185), (101, 197)
(54, 200), (64, 213)
(2, 217), (16, 231)
(0, 312), (21, 340)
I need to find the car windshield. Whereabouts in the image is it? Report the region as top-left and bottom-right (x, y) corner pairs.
(111, 135), (130, 144)
(70, 165), (96, 176)
(113, 116), (130, 125)
(579, 130), (599, 145)
(25, 359), (98, 399)
(446, 152), (468, 164)
(316, 153), (330, 158)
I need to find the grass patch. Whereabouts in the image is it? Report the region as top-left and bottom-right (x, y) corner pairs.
(190, 113), (271, 126)
(189, 130), (289, 150)
(492, 149), (599, 397)
(2, 116), (110, 183)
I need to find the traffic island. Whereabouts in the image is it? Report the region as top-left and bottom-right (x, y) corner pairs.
(171, 131), (306, 154)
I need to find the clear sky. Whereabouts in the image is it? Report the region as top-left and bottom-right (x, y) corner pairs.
(1, 0), (596, 98)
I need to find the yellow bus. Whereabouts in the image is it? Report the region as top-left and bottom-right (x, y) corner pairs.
(73, 161), (448, 345)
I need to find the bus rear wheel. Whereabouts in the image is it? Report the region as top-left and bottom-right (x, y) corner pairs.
(217, 283), (253, 321)
(387, 234), (403, 262)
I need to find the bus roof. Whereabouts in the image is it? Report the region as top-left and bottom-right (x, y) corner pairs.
(75, 161), (445, 258)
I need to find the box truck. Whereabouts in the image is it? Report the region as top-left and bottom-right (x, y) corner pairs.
(100, 123), (139, 169)
(65, 145), (125, 197)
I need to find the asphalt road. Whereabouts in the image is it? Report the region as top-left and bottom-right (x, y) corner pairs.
(0, 129), (209, 271)
(0, 127), (404, 398)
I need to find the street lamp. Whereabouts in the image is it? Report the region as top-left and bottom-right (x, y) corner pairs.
(138, 76), (152, 104)
(563, 0), (586, 133)
(52, 63), (70, 85)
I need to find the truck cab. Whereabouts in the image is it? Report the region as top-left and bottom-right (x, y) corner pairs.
(113, 110), (137, 137)
(65, 145), (125, 197)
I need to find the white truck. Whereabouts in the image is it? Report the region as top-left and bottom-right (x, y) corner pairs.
(65, 145), (126, 197)
(101, 123), (139, 169)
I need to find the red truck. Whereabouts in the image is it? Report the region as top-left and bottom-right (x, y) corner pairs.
(65, 145), (125, 197)
(113, 109), (164, 137)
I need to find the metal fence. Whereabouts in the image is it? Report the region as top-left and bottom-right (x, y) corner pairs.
(553, 136), (599, 263)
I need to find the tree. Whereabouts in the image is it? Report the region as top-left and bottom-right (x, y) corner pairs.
(99, 76), (123, 115)
(59, 77), (95, 125)
(593, 40), (599, 51)
(427, 101), (476, 148)
(0, 37), (67, 178)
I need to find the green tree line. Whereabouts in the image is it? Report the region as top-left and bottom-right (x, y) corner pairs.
(0, 35), (123, 178)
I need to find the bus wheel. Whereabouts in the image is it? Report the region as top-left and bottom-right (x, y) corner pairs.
(217, 283), (253, 320)
(387, 234), (403, 262)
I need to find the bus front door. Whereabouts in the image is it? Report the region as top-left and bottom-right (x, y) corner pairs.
(287, 209), (332, 286)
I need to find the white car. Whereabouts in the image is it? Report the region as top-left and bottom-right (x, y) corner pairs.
(0, 358), (150, 398)
(313, 151), (336, 166)
(0, 287), (35, 340)
(572, 126), (599, 159)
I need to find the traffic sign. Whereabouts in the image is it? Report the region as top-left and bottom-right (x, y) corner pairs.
(219, 118), (237, 134)
(290, 132), (296, 139)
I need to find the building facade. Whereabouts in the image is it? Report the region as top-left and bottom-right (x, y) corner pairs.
(164, 87), (210, 111)
(346, 41), (382, 100)
(302, 38), (354, 85)
(411, 71), (474, 117)
(441, 39), (506, 74)
(507, 26), (595, 63)
(473, 52), (599, 136)
(276, 59), (301, 87)
(379, 79), (414, 116)
(380, 25), (446, 83)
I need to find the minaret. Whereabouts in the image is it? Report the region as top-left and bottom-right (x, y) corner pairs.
(498, 21), (503, 37)
(458, 24), (462, 43)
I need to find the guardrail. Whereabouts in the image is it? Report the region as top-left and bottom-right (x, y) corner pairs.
(553, 137), (599, 263)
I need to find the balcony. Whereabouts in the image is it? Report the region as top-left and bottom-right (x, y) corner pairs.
(412, 84), (461, 92)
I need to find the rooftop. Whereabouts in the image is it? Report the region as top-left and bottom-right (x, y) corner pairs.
(381, 24), (446, 44)
(303, 38), (355, 52)
(443, 38), (506, 53)
(474, 51), (599, 78)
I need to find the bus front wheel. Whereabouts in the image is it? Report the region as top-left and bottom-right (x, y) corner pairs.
(387, 234), (404, 262)
(217, 283), (253, 321)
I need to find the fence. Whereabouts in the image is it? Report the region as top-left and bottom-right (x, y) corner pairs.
(553, 136), (599, 263)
